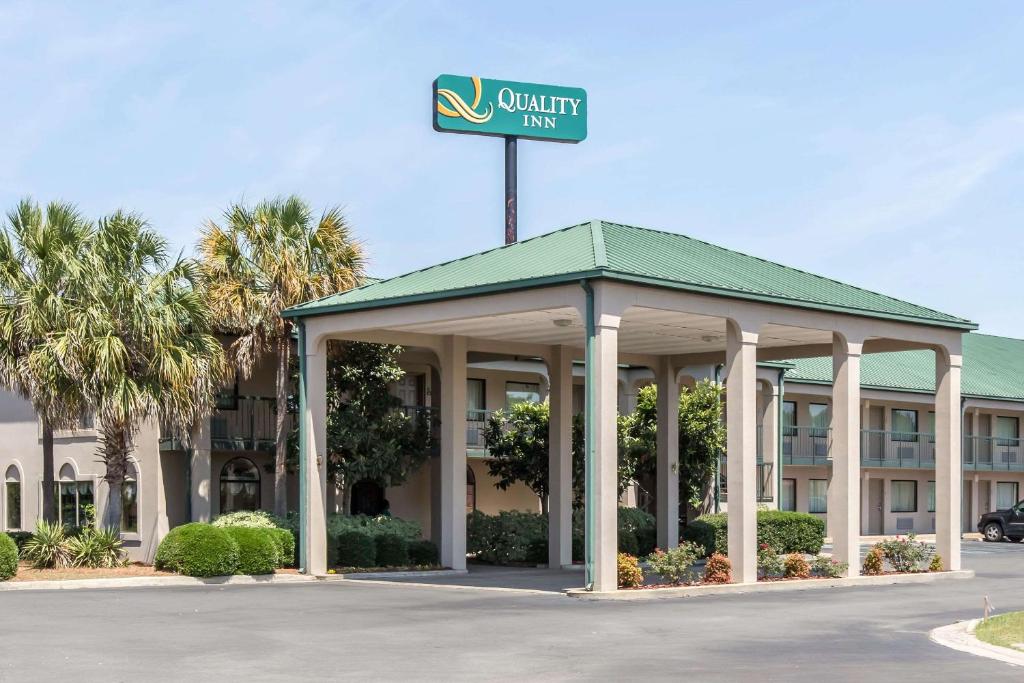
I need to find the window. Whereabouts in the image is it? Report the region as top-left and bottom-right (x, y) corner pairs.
(809, 404), (829, 438)
(219, 457), (260, 513)
(781, 401), (797, 435)
(891, 480), (917, 512)
(121, 462), (138, 533)
(466, 465), (476, 512)
(996, 417), (1019, 447)
(892, 409), (919, 442)
(467, 379), (486, 421)
(57, 464), (93, 527)
(216, 379), (239, 411)
(781, 478), (796, 512)
(505, 381), (540, 409)
(926, 411), (935, 443)
(927, 480), (935, 513)
(4, 466), (21, 531)
(996, 481), (1020, 510)
(808, 479), (827, 513)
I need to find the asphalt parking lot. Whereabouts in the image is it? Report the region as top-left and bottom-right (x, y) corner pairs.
(1, 541), (1022, 682)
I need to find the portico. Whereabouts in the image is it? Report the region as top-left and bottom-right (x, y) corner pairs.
(284, 220), (975, 590)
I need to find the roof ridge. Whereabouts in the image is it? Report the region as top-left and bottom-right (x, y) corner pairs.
(589, 219), (607, 268)
(598, 220), (974, 325)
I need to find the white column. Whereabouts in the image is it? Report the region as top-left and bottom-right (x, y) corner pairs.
(439, 336), (468, 570)
(725, 322), (759, 584)
(548, 345), (573, 568)
(656, 357), (680, 549)
(302, 346), (328, 576)
(935, 348), (962, 570)
(590, 317), (620, 591)
(189, 421), (212, 522)
(828, 334), (862, 577)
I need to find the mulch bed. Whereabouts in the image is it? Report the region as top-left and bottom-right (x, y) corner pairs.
(12, 562), (174, 582)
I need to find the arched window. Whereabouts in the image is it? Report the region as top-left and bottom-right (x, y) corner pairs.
(220, 457), (260, 514)
(4, 465), (21, 531)
(466, 465), (476, 512)
(121, 461), (139, 533)
(58, 464), (94, 527)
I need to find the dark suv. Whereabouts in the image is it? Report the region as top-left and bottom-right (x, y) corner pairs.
(978, 500), (1024, 542)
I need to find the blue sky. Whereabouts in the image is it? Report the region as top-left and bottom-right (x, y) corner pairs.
(3, 2), (1023, 336)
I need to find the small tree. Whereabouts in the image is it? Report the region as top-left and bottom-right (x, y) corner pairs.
(616, 379), (725, 517)
(484, 401), (636, 510)
(325, 342), (432, 513)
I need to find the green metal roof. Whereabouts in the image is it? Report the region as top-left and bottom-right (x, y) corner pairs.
(285, 220), (975, 330)
(784, 333), (1024, 402)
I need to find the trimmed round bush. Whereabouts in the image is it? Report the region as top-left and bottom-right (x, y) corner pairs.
(408, 539), (439, 566)
(337, 530), (376, 568)
(223, 527), (279, 575)
(212, 510), (282, 529)
(5, 531), (32, 553)
(155, 523), (239, 577)
(0, 533), (18, 581)
(267, 528), (297, 568)
(374, 533), (410, 567)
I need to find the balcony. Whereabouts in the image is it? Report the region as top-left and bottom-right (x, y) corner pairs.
(159, 397), (294, 452)
(964, 435), (1024, 472)
(781, 426), (832, 466)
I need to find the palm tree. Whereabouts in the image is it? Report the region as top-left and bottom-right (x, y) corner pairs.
(199, 196), (365, 517)
(71, 211), (225, 529)
(0, 199), (93, 523)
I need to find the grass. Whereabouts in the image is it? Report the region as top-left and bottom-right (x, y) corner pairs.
(975, 611), (1024, 650)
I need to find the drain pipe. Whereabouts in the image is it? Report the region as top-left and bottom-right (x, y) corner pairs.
(777, 367), (787, 510)
(579, 279), (596, 590)
(713, 363), (724, 513)
(960, 396), (966, 538)
(297, 319), (309, 573)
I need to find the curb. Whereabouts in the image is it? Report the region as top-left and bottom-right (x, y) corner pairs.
(333, 568), (468, 580)
(567, 569), (975, 601)
(0, 573), (317, 592)
(931, 619), (1024, 667)
(323, 576), (563, 596)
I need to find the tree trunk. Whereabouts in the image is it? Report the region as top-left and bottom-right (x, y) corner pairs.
(41, 414), (57, 523)
(341, 479), (353, 516)
(100, 424), (129, 531)
(273, 333), (290, 517)
(541, 494), (549, 515)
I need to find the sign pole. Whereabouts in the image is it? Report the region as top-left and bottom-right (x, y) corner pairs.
(504, 135), (517, 244)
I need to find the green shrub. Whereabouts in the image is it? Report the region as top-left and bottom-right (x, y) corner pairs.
(212, 510), (282, 529)
(5, 531), (32, 553)
(326, 514), (421, 566)
(617, 529), (640, 556)
(466, 510), (547, 565)
(617, 553), (643, 588)
(878, 533), (931, 572)
(929, 554), (944, 572)
(682, 511), (825, 557)
(65, 526), (127, 568)
(155, 523), (240, 577)
(337, 530), (377, 568)
(374, 533), (410, 567)
(0, 533), (17, 581)
(525, 536), (548, 565)
(617, 508), (657, 556)
(646, 542), (702, 585)
(21, 520), (73, 569)
(267, 528), (296, 568)
(811, 555), (848, 578)
(408, 539), (439, 565)
(223, 527), (279, 575)
(757, 543), (784, 578)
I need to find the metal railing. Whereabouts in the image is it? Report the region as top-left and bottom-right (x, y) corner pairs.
(718, 457), (775, 503)
(860, 429), (934, 468)
(781, 426), (832, 465)
(964, 435), (1024, 471)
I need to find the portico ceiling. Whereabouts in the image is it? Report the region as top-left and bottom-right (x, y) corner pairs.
(383, 305), (833, 356)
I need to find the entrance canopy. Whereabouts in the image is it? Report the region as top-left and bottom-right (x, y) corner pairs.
(286, 220), (974, 590)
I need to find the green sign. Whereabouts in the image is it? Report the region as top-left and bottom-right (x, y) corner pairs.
(433, 74), (587, 143)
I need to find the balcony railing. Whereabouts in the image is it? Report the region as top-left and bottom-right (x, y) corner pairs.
(964, 435), (1024, 471)
(781, 426), (832, 466)
(861, 429), (935, 468)
(717, 457), (775, 503)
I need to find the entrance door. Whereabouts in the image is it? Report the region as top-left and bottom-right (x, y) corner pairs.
(867, 478), (884, 534)
(394, 373), (425, 407)
(981, 482), (992, 514)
